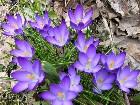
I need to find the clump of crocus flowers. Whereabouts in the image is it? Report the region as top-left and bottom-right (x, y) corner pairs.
(2, 4), (139, 105)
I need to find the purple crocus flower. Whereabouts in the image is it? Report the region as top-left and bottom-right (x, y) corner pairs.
(117, 66), (139, 93)
(42, 20), (69, 47)
(75, 31), (99, 53)
(40, 76), (77, 105)
(59, 66), (83, 93)
(101, 52), (126, 71)
(10, 39), (34, 58)
(93, 69), (115, 93)
(2, 14), (25, 36)
(68, 4), (93, 30)
(74, 45), (101, 73)
(11, 58), (45, 93)
(29, 11), (51, 31)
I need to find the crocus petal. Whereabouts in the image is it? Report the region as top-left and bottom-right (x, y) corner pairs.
(46, 37), (57, 45)
(73, 76), (81, 84)
(38, 72), (45, 83)
(70, 22), (78, 30)
(85, 37), (93, 48)
(91, 54), (100, 67)
(117, 67), (130, 80)
(95, 70), (107, 80)
(66, 91), (77, 100)
(28, 82), (38, 91)
(120, 86), (130, 93)
(11, 71), (32, 81)
(2, 31), (13, 36)
(40, 91), (56, 100)
(68, 9), (76, 23)
(74, 61), (84, 71)
(33, 60), (41, 75)
(2, 23), (15, 32)
(77, 22), (84, 30)
(75, 4), (83, 22)
(71, 85), (83, 93)
(50, 84), (61, 94)
(52, 100), (62, 105)
(104, 75), (115, 83)
(87, 45), (96, 59)
(29, 21), (38, 28)
(44, 11), (50, 24)
(15, 39), (26, 49)
(16, 14), (22, 27)
(83, 8), (93, 23)
(68, 66), (76, 77)
(100, 84), (112, 90)
(14, 28), (23, 34)
(77, 31), (85, 49)
(12, 81), (28, 93)
(127, 71), (139, 80)
(79, 52), (88, 65)
(124, 80), (137, 88)
(115, 52), (126, 65)
(101, 54), (106, 65)
(60, 76), (70, 90)
(92, 65), (101, 73)
(106, 52), (115, 65)
(63, 101), (73, 105)
(17, 57), (32, 71)
(115, 52), (126, 68)
(11, 50), (24, 57)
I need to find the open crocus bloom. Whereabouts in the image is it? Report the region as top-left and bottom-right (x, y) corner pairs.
(101, 52), (126, 71)
(68, 4), (93, 30)
(2, 14), (25, 36)
(74, 45), (101, 73)
(59, 66), (83, 93)
(10, 39), (34, 58)
(40, 76), (77, 105)
(11, 58), (45, 93)
(93, 69), (115, 93)
(29, 11), (51, 31)
(117, 66), (139, 93)
(75, 31), (99, 53)
(43, 20), (69, 47)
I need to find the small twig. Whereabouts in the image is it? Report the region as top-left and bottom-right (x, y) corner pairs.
(124, 92), (130, 105)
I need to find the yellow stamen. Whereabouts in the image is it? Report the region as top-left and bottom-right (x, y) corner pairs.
(120, 77), (128, 84)
(11, 23), (18, 29)
(97, 79), (103, 84)
(84, 45), (88, 52)
(109, 60), (115, 69)
(22, 51), (30, 56)
(26, 74), (35, 80)
(57, 92), (65, 99)
(39, 22), (44, 28)
(86, 59), (92, 69)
